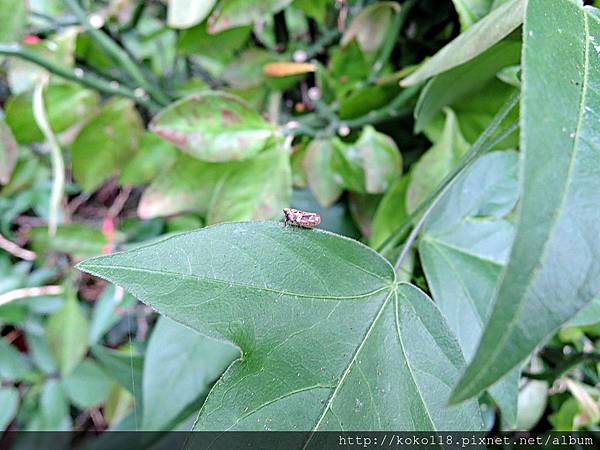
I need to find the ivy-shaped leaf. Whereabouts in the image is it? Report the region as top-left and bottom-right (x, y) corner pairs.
(78, 222), (483, 432)
(420, 151), (520, 427)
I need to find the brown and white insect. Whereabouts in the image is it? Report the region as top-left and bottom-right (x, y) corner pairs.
(283, 208), (321, 228)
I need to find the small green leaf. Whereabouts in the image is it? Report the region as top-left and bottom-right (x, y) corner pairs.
(91, 346), (143, 401)
(327, 41), (370, 99)
(118, 132), (178, 186)
(341, 2), (399, 53)
(5, 82), (99, 145)
(46, 295), (89, 376)
(451, 0), (600, 405)
(177, 24), (251, 57)
(332, 126), (402, 194)
(149, 92), (276, 162)
(0, 0), (26, 43)
(207, 148), (291, 224)
(143, 316), (238, 430)
(304, 139), (343, 208)
(78, 222), (483, 431)
(71, 98), (143, 192)
(407, 109), (469, 214)
(27, 379), (71, 431)
(62, 359), (112, 409)
(402, 0), (525, 86)
(0, 338), (33, 382)
(208, 0), (293, 33)
(29, 224), (113, 260)
(0, 117), (18, 185)
(167, 0), (217, 29)
(370, 175), (411, 249)
(0, 386), (19, 431)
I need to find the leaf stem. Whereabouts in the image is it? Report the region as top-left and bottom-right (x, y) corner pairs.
(33, 76), (64, 237)
(0, 233), (36, 261)
(0, 43), (159, 111)
(64, 0), (171, 106)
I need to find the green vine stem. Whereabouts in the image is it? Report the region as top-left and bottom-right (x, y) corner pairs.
(64, 0), (171, 106)
(0, 43), (159, 111)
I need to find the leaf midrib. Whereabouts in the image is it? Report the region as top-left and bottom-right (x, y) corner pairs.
(81, 263), (392, 301)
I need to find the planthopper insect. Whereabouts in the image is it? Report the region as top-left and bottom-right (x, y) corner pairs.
(283, 208), (321, 228)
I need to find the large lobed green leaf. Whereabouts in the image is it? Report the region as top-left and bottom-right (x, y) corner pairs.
(451, 0), (600, 404)
(420, 151), (520, 426)
(149, 92), (276, 163)
(78, 222), (482, 432)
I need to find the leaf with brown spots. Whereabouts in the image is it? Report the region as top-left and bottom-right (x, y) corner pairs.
(150, 92), (277, 162)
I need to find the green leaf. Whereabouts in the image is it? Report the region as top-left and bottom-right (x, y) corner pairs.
(27, 379), (71, 431)
(177, 24), (251, 57)
(341, 2), (399, 53)
(207, 0), (293, 33)
(71, 98), (143, 192)
(569, 296), (600, 327)
(414, 40), (521, 132)
(137, 154), (229, 219)
(451, 0), (600, 404)
(407, 109), (469, 214)
(0, 0), (26, 43)
(370, 175), (410, 249)
(332, 126), (402, 194)
(46, 295), (89, 376)
(78, 222), (483, 431)
(62, 359), (112, 409)
(0, 117), (18, 184)
(0, 338), (33, 382)
(304, 139), (343, 208)
(149, 92), (276, 162)
(327, 41), (370, 99)
(401, 0), (525, 86)
(167, 0), (217, 29)
(91, 346), (143, 401)
(118, 132), (178, 186)
(293, 0), (329, 22)
(143, 316), (238, 430)
(29, 224), (113, 260)
(5, 82), (99, 145)
(89, 285), (135, 345)
(0, 386), (19, 431)
(452, 0), (494, 30)
(206, 148), (291, 224)
(419, 151), (520, 427)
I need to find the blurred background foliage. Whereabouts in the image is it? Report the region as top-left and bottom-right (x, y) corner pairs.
(1, 0), (600, 436)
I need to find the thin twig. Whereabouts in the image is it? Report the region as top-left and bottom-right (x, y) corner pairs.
(523, 353), (600, 382)
(0, 285), (64, 307)
(0, 43), (158, 111)
(65, 0), (171, 106)
(0, 233), (36, 261)
(33, 76), (64, 237)
(108, 185), (133, 219)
